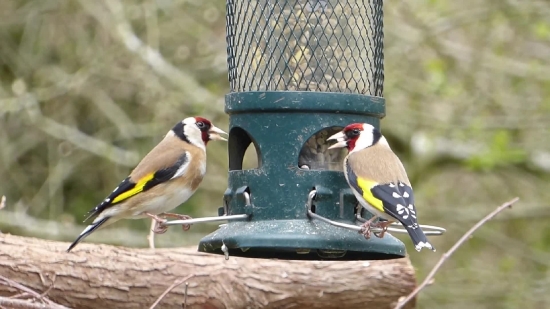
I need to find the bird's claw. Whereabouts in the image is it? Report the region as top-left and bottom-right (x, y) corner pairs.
(160, 213), (193, 232)
(359, 222), (372, 239)
(357, 215), (378, 240)
(373, 221), (392, 238)
(152, 220), (169, 234)
(145, 212), (193, 233)
(144, 212), (169, 234)
(175, 214), (193, 232)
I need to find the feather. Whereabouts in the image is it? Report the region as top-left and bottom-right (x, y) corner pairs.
(67, 217), (110, 252)
(370, 182), (434, 251)
(84, 177), (135, 222)
(345, 140), (435, 251)
(346, 143), (410, 185)
(345, 160), (384, 213)
(84, 150), (191, 222)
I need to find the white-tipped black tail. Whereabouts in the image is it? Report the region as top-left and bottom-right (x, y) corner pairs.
(67, 217), (109, 252)
(404, 224), (436, 252)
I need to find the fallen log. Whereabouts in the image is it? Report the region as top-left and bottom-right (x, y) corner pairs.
(0, 234), (416, 309)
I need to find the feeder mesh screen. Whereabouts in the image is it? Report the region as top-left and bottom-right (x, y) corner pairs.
(226, 0), (383, 96)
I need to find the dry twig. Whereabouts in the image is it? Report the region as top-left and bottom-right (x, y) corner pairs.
(0, 275), (44, 301)
(39, 274), (57, 300)
(0, 196), (4, 234)
(394, 197), (520, 309)
(183, 282), (189, 309)
(0, 297), (68, 309)
(149, 274), (194, 309)
(0, 275), (69, 309)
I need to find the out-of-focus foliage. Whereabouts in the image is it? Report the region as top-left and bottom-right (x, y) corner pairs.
(384, 1), (550, 308)
(0, 1), (548, 308)
(466, 130), (527, 172)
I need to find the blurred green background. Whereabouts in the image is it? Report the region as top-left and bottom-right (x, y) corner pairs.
(0, 1), (549, 308)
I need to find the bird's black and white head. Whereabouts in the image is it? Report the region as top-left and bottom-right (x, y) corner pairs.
(327, 123), (387, 153)
(170, 117), (227, 150)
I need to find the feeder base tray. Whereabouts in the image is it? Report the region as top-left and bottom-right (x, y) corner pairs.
(198, 219), (406, 260)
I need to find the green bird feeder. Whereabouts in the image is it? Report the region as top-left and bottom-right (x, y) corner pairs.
(198, 0), (406, 260)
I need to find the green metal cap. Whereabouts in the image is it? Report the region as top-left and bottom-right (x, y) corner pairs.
(198, 92), (406, 260)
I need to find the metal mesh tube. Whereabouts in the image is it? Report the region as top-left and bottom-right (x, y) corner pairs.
(226, 0), (384, 96)
(227, 0), (384, 171)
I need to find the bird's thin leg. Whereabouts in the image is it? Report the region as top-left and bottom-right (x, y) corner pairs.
(147, 218), (156, 249)
(374, 221), (393, 238)
(359, 215), (378, 240)
(159, 212), (193, 231)
(144, 212), (169, 234)
(355, 204), (367, 222)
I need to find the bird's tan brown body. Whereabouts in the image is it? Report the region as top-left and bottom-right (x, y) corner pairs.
(99, 131), (206, 222)
(66, 116), (227, 252)
(346, 141), (411, 185)
(328, 123), (436, 252)
(345, 139), (411, 221)
(130, 131), (206, 191)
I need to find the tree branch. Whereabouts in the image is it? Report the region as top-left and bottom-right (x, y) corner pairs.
(12, 88), (139, 167)
(0, 234), (417, 309)
(394, 197), (520, 309)
(78, 0), (223, 110)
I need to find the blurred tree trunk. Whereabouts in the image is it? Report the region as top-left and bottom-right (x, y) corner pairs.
(0, 234), (416, 309)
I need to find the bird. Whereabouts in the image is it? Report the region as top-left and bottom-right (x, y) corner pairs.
(327, 123), (435, 252)
(67, 116), (227, 252)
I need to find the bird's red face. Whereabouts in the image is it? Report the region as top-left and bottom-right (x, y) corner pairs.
(327, 123), (364, 152)
(342, 123), (364, 151)
(327, 123), (381, 153)
(194, 117), (212, 144)
(193, 117), (227, 145)
(176, 117), (227, 147)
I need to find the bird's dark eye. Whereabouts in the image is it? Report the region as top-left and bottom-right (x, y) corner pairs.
(346, 129), (360, 138)
(196, 122), (205, 129)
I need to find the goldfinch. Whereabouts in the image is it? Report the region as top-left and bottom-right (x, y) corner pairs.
(327, 123), (435, 252)
(67, 117), (227, 252)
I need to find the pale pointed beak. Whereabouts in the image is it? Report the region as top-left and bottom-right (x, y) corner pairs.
(327, 131), (347, 149)
(208, 125), (228, 141)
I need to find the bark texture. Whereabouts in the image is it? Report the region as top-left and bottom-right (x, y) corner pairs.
(0, 234), (417, 309)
